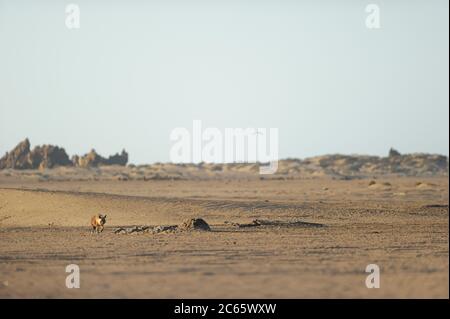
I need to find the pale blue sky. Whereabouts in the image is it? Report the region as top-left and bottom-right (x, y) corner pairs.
(0, 0), (448, 164)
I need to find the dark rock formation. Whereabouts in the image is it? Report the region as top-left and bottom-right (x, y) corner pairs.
(0, 138), (32, 169)
(29, 145), (72, 169)
(106, 150), (128, 166)
(389, 147), (401, 157)
(0, 139), (71, 170)
(73, 149), (128, 167)
(0, 139), (128, 170)
(73, 149), (105, 168)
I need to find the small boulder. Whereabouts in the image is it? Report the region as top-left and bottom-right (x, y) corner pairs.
(179, 218), (211, 231)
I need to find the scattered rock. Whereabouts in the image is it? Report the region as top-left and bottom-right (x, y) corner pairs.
(153, 225), (178, 233)
(178, 218), (211, 231)
(113, 219), (211, 235)
(129, 226), (150, 234)
(230, 219), (325, 228)
(113, 218), (326, 235)
(113, 224), (179, 235)
(113, 227), (128, 234)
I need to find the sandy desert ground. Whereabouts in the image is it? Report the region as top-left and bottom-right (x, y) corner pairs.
(0, 174), (448, 298)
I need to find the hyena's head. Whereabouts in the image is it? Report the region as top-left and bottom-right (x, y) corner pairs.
(98, 214), (107, 225)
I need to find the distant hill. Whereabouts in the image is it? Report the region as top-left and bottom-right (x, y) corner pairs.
(0, 141), (447, 181)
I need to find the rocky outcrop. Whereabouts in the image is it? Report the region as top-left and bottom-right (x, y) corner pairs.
(0, 139), (128, 170)
(389, 147), (401, 157)
(29, 145), (72, 169)
(0, 138), (32, 169)
(0, 139), (72, 170)
(73, 149), (128, 168)
(72, 149), (104, 168)
(106, 150), (128, 166)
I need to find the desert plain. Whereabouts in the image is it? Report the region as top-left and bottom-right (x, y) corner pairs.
(0, 158), (448, 298)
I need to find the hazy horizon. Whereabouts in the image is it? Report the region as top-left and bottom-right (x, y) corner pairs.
(1, 0), (448, 164)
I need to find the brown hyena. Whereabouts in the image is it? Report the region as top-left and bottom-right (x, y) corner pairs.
(91, 214), (107, 233)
